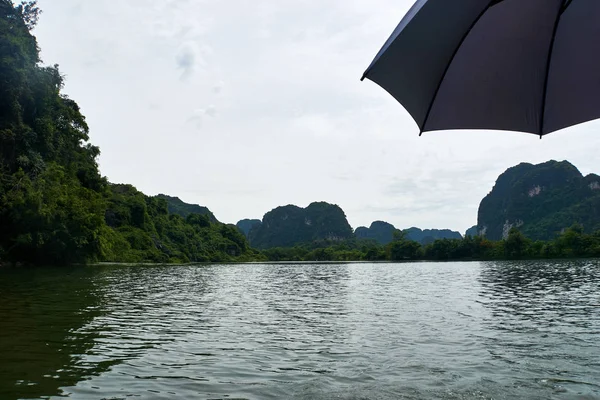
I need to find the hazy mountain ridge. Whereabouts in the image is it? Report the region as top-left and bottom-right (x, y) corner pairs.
(404, 227), (463, 245)
(355, 222), (462, 245)
(236, 219), (262, 238)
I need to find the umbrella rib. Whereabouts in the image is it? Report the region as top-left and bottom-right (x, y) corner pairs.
(561, 0), (574, 14)
(539, 1), (566, 137)
(419, 2), (495, 135)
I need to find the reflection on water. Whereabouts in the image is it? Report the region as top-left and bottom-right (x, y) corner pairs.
(0, 261), (599, 399)
(0, 267), (107, 399)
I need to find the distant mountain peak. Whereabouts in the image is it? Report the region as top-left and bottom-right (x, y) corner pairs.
(356, 222), (462, 245)
(247, 202), (354, 249)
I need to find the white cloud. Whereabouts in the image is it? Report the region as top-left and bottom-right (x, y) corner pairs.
(176, 43), (197, 79)
(188, 105), (218, 129)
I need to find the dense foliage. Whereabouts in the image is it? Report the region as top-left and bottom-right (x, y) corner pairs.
(101, 184), (263, 263)
(0, 1), (107, 265)
(0, 2), (260, 266)
(155, 194), (217, 221)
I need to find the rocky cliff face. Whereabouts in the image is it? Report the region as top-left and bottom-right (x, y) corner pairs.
(249, 202), (354, 249)
(477, 160), (600, 240)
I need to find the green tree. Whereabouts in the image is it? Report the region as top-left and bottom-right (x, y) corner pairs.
(16, 1), (41, 30)
(2, 164), (106, 265)
(504, 227), (530, 259)
(386, 230), (421, 261)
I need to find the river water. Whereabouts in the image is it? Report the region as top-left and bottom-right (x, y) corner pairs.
(0, 261), (599, 399)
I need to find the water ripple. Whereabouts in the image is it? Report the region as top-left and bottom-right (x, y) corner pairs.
(0, 261), (599, 399)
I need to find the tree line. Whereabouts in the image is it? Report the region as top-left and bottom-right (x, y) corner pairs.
(261, 226), (600, 262)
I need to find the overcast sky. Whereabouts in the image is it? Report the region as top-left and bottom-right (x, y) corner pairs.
(33, 0), (600, 233)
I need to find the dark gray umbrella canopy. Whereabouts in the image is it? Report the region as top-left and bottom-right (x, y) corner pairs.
(362, 0), (600, 136)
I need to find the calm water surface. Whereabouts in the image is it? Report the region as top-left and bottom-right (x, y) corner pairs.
(0, 261), (599, 399)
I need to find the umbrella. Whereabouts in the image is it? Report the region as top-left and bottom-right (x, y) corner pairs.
(361, 0), (600, 137)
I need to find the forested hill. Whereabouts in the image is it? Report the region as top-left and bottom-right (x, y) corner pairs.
(155, 194), (217, 222)
(0, 2), (260, 265)
(355, 221), (396, 244)
(248, 202), (354, 249)
(0, 1), (105, 265)
(477, 160), (600, 241)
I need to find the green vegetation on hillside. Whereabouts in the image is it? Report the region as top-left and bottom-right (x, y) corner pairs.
(478, 160), (600, 241)
(249, 202), (354, 249)
(0, 1), (106, 265)
(102, 184), (263, 263)
(155, 194), (217, 221)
